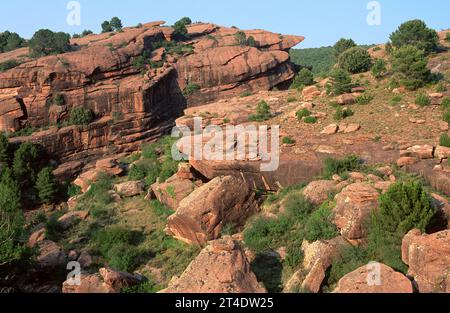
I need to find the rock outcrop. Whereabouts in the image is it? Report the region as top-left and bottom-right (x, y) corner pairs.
(1, 21), (303, 179)
(166, 176), (258, 245)
(402, 229), (450, 293)
(333, 183), (380, 241)
(334, 263), (413, 293)
(161, 237), (266, 293)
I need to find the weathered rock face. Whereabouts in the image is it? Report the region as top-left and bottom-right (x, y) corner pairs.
(402, 229), (450, 293)
(333, 183), (380, 241)
(1, 22), (303, 179)
(62, 267), (143, 293)
(302, 180), (337, 205)
(161, 237), (266, 293)
(334, 263), (413, 293)
(166, 176), (258, 245)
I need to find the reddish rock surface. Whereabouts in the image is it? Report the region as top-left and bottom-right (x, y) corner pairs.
(150, 174), (197, 210)
(161, 237), (266, 293)
(1, 21), (303, 179)
(402, 229), (450, 293)
(302, 180), (337, 205)
(334, 263), (413, 293)
(333, 183), (380, 240)
(166, 176), (258, 245)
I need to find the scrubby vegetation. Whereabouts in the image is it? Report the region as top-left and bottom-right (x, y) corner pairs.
(290, 46), (335, 76)
(322, 155), (361, 179)
(326, 69), (353, 95)
(249, 101), (273, 122)
(338, 47), (372, 74)
(371, 59), (388, 79)
(333, 107), (354, 121)
(0, 59), (20, 72)
(290, 68), (314, 89)
(69, 107), (94, 125)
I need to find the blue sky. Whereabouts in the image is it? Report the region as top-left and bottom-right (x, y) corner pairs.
(0, 0), (449, 48)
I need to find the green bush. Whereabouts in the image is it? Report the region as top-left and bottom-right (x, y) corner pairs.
(0, 59), (20, 72)
(234, 31), (247, 46)
(282, 136), (296, 145)
(444, 110), (450, 125)
(390, 95), (403, 106)
(0, 168), (24, 264)
(287, 97), (297, 103)
(371, 59), (387, 79)
(446, 32), (450, 43)
(326, 245), (370, 288)
(389, 19), (439, 55)
(366, 181), (436, 272)
(326, 69), (353, 96)
(67, 183), (82, 198)
(69, 107), (94, 125)
(244, 194), (313, 254)
(101, 21), (113, 33)
(323, 155), (361, 179)
(296, 108), (311, 120)
(291, 68), (314, 89)
(247, 36), (256, 47)
(333, 38), (357, 58)
(240, 91), (252, 98)
(35, 167), (58, 204)
(123, 280), (161, 293)
(435, 83), (447, 93)
(183, 83), (200, 96)
(29, 29), (71, 57)
(415, 93), (431, 106)
(303, 116), (318, 124)
(355, 94), (374, 105)
(107, 244), (141, 272)
(338, 47), (372, 74)
(333, 107), (354, 121)
(373, 181), (435, 235)
(303, 203), (339, 242)
(391, 45), (430, 90)
(439, 133), (450, 148)
(441, 98), (450, 110)
(53, 93), (65, 106)
(249, 101), (272, 122)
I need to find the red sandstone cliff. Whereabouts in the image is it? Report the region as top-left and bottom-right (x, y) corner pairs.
(0, 21), (303, 177)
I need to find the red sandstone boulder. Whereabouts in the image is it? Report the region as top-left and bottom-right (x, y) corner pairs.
(99, 268), (144, 290)
(402, 229), (450, 293)
(302, 180), (337, 205)
(166, 176), (258, 245)
(57, 211), (89, 230)
(114, 180), (145, 197)
(150, 174), (197, 210)
(161, 237), (266, 293)
(35, 240), (67, 271)
(321, 124), (339, 135)
(302, 86), (321, 100)
(62, 273), (117, 293)
(333, 183), (380, 240)
(334, 263), (413, 293)
(285, 237), (348, 293)
(28, 224), (46, 248)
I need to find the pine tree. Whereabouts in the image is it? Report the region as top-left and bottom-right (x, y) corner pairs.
(36, 167), (58, 204)
(12, 142), (39, 186)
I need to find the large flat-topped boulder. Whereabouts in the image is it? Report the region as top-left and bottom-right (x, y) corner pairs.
(166, 176), (258, 245)
(161, 237), (266, 293)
